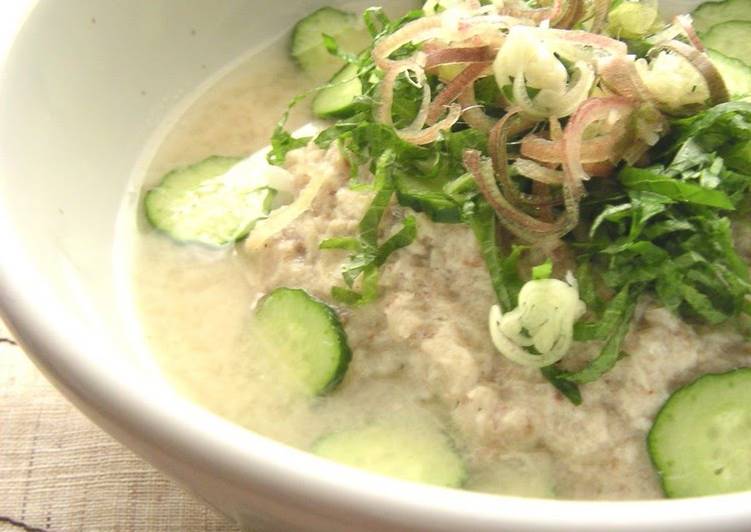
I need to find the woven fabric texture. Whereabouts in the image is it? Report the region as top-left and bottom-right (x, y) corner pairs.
(0, 319), (240, 532)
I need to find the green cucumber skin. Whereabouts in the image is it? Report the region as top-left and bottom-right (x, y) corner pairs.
(144, 155), (255, 247)
(693, 0), (751, 34)
(256, 287), (351, 396)
(313, 295), (351, 395)
(289, 7), (369, 78)
(312, 423), (467, 488)
(647, 368), (751, 498)
(313, 63), (363, 119)
(708, 49), (751, 98)
(701, 21), (751, 66)
(290, 7), (353, 63)
(144, 156), (240, 229)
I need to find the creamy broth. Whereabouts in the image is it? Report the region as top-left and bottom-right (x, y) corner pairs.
(125, 10), (751, 500)
(130, 39), (452, 454)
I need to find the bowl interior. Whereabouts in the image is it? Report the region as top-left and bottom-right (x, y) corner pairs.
(1, 1), (749, 531)
(0, 0), (338, 369)
(0, 0), (709, 367)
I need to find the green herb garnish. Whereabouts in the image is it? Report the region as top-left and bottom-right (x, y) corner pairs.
(271, 2), (751, 406)
(321, 150), (417, 305)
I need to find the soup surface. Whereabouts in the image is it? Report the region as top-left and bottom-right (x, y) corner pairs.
(126, 2), (751, 500)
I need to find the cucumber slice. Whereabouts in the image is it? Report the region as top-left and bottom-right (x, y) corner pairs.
(312, 422), (466, 488)
(144, 156), (274, 247)
(394, 172), (462, 223)
(313, 63), (362, 118)
(290, 7), (371, 79)
(465, 454), (556, 498)
(702, 21), (751, 66)
(647, 368), (751, 498)
(693, 0), (751, 34)
(254, 288), (351, 396)
(708, 49), (751, 98)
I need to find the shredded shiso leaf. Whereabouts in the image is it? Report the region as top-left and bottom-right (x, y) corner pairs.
(269, 1), (751, 403)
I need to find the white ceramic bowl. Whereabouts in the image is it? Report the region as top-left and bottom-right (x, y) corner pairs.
(1, 1), (750, 530)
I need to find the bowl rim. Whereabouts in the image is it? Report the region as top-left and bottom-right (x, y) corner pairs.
(6, 262), (751, 532)
(2, 1), (751, 530)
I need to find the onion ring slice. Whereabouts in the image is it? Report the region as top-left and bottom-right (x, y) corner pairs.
(649, 40), (728, 107)
(561, 96), (636, 192)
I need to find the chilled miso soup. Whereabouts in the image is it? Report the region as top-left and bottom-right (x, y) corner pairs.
(125, 0), (751, 501)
